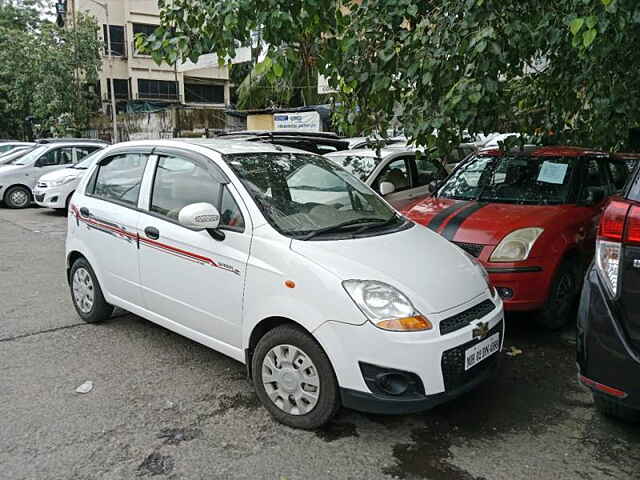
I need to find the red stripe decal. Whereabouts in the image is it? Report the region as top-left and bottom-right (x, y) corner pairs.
(75, 211), (238, 275)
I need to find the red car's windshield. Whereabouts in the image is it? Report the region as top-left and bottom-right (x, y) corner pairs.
(439, 155), (577, 205)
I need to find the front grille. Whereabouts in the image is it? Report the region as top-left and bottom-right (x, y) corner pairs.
(439, 299), (496, 335)
(441, 321), (502, 391)
(35, 194), (45, 202)
(453, 241), (484, 257)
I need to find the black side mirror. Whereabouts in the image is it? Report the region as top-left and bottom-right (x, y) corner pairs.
(427, 180), (438, 194)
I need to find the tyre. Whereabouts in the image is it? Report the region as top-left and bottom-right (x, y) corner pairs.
(65, 191), (74, 211)
(593, 392), (640, 422)
(69, 257), (113, 323)
(252, 325), (340, 429)
(537, 259), (578, 330)
(4, 185), (31, 209)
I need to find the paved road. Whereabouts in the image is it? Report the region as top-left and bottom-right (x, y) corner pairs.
(1, 207), (639, 480)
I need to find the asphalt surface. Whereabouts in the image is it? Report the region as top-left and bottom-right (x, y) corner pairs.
(1, 207), (639, 480)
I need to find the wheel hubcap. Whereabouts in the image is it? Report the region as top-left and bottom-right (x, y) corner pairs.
(262, 344), (320, 415)
(72, 267), (95, 314)
(10, 190), (28, 207)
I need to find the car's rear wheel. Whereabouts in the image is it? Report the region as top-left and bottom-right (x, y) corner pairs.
(593, 392), (640, 422)
(537, 260), (578, 330)
(70, 257), (113, 323)
(252, 325), (340, 429)
(4, 185), (31, 209)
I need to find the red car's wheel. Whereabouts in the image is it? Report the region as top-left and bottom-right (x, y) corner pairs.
(537, 259), (579, 330)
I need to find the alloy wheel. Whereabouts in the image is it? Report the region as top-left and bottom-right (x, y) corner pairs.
(9, 189), (29, 208)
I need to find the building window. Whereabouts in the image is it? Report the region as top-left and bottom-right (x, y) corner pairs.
(103, 25), (126, 56)
(132, 23), (157, 54)
(106, 79), (130, 100)
(132, 23), (157, 38)
(137, 79), (179, 100)
(185, 83), (225, 104)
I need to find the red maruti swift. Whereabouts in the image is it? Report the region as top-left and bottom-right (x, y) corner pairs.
(403, 146), (635, 329)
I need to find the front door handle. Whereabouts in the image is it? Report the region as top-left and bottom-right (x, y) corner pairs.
(144, 226), (160, 240)
(79, 207), (90, 217)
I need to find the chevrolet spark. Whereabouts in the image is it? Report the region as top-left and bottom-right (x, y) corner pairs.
(66, 140), (504, 429)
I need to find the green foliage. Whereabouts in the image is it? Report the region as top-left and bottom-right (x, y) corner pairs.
(140, 0), (640, 153)
(0, 2), (102, 139)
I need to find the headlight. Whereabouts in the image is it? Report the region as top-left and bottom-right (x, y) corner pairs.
(490, 227), (543, 262)
(49, 175), (77, 186)
(342, 280), (432, 331)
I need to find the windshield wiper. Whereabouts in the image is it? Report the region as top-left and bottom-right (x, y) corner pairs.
(299, 217), (391, 240)
(353, 214), (401, 234)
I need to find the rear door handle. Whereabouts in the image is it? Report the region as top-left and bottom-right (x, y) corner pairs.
(144, 226), (160, 240)
(79, 207), (90, 217)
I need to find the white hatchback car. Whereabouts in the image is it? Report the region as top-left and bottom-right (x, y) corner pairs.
(325, 147), (450, 211)
(0, 141), (106, 208)
(33, 151), (101, 211)
(66, 140), (504, 429)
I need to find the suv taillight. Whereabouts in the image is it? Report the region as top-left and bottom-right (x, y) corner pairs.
(627, 206), (640, 244)
(596, 200), (637, 296)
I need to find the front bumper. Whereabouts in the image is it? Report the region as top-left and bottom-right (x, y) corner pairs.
(487, 266), (549, 311)
(577, 264), (640, 410)
(314, 296), (504, 414)
(33, 187), (67, 209)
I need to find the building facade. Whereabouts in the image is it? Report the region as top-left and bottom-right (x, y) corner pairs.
(73, 0), (230, 112)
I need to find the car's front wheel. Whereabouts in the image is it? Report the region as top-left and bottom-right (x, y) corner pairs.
(252, 325), (340, 429)
(537, 259), (578, 330)
(4, 185), (31, 209)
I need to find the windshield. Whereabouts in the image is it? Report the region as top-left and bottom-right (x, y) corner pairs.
(325, 154), (382, 181)
(225, 152), (401, 239)
(0, 147), (34, 165)
(11, 146), (47, 166)
(72, 150), (101, 169)
(439, 155), (577, 205)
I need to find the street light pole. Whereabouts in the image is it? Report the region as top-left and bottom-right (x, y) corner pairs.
(88, 0), (118, 143)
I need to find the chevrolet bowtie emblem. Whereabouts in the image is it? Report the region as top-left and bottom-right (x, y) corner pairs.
(472, 321), (490, 340)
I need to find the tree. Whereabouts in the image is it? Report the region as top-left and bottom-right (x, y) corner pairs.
(140, 0), (640, 153)
(0, 1), (102, 139)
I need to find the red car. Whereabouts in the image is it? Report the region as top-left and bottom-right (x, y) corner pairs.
(402, 146), (636, 329)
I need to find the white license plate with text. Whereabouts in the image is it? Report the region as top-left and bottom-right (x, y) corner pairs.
(465, 333), (500, 370)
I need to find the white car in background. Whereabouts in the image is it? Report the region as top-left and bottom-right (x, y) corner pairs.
(0, 141), (35, 155)
(0, 140), (106, 208)
(34, 151), (102, 211)
(325, 146), (449, 210)
(0, 146), (37, 166)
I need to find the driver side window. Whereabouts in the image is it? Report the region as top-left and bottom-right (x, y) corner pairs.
(91, 153), (149, 207)
(150, 155), (245, 231)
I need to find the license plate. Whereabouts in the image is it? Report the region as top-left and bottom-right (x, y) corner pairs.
(465, 332), (500, 370)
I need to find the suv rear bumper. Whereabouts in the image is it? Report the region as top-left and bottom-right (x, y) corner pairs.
(577, 264), (640, 411)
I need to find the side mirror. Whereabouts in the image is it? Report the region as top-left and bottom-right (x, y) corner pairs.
(379, 181), (395, 196)
(35, 158), (47, 167)
(427, 180), (438, 194)
(178, 202), (220, 230)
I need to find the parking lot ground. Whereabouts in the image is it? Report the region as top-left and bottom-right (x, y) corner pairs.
(1, 207), (639, 480)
